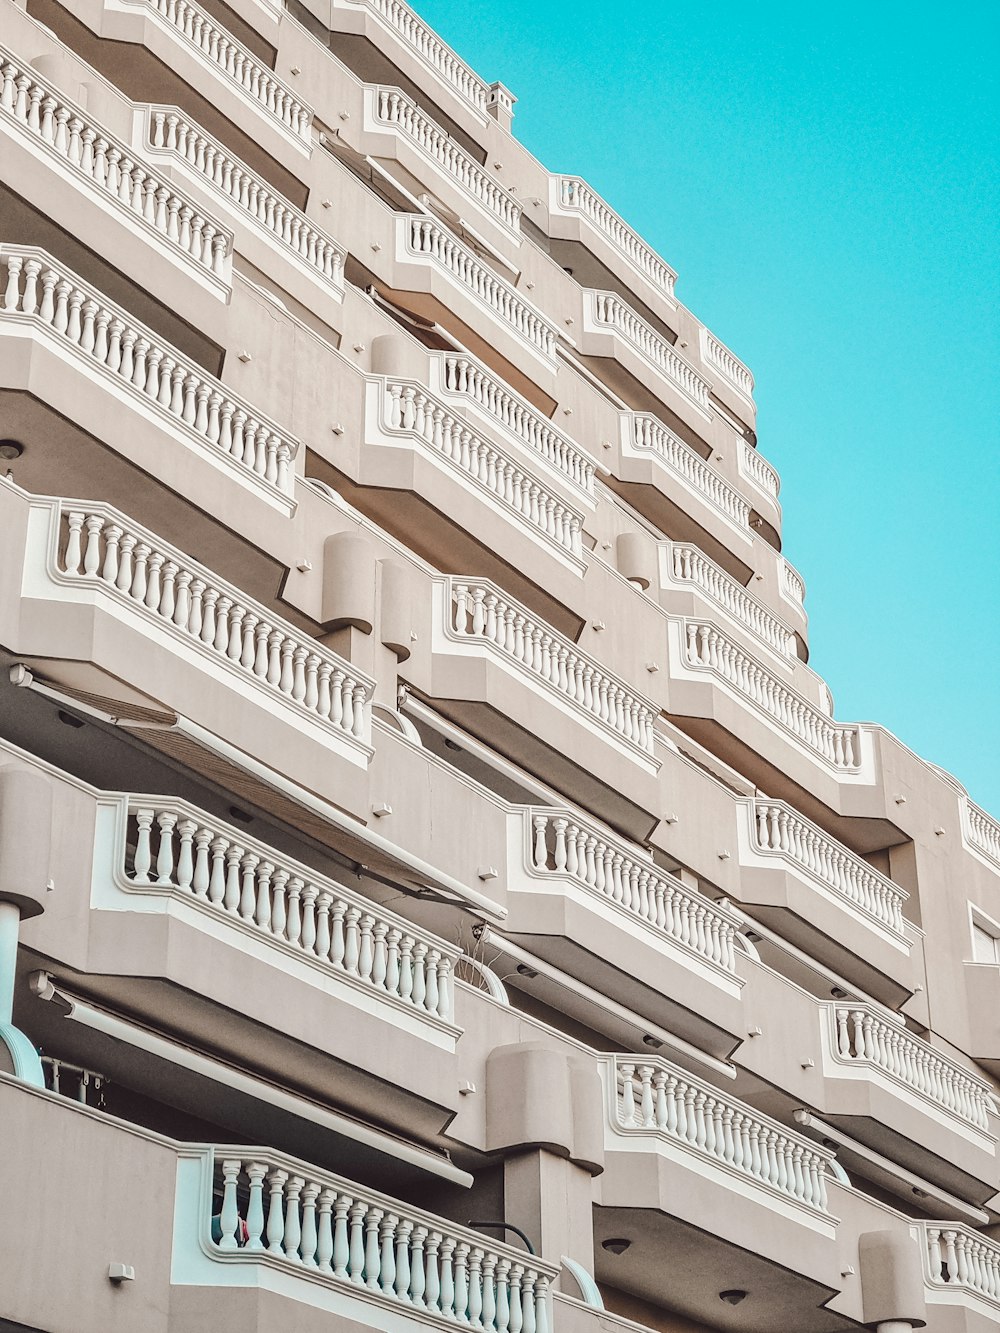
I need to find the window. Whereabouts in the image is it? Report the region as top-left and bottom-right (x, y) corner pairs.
(971, 918), (1000, 964)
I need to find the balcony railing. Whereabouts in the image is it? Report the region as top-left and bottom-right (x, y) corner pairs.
(445, 580), (658, 756)
(146, 108), (344, 290)
(588, 292), (710, 410)
(344, 0), (491, 115)
(437, 354), (596, 495)
(374, 378), (584, 557)
(663, 543), (797, 659)
(963, 799), (1000, 869)
(370, 88), (520, 233)
(609, 1056), (835, 1216)
(554, 178), (676, 299)
(208, 1147), (555, 1329)
(625, 414), (750, 529)
(401, 217), (557, 361)
(121, 0), (312, 140)
(682, 621), (861, 769)
(41, 1056), (108, 1107)
(825, 1005), (993, 1131)
(924, 1224), (1000, 1307)
(749, 800), (907, 935)
(121, 796), (457, 1022)
(701, 328), (754, 400)
(0, 53), (231, 283)
(781, 558), (806, 607)
(739, 440), (780, 500)
(39, 497), (373, 746)
(1, 245), (298, 498)
(526, 809), (738, 973)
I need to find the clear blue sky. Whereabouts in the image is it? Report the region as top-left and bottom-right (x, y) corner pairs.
(420, 0), (1000, 814)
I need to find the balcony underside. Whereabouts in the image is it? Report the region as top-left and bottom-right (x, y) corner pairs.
(577, 349), (710, 447)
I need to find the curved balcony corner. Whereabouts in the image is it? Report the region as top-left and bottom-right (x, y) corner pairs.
(583, 291), (711, 416)
(962, 798), (1000, 872)
(700, 326), (754, 404)
(549, 176), (677, 303)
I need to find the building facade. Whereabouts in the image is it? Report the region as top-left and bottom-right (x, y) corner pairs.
(0, 0), (997, 1329)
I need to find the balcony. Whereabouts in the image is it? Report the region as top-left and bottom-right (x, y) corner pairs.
(507, 807), (744, 1054)
(738, 438), (781, 502)
(176, 1144), (557, 1329)
(700, 325), (754, 404)
(431, 352), (597, 498)
(143, 106), (346, 322)
(364, 374), (586, 567)
(364, 85), (521, 241)
(0, 48), (232, 305)
(781, 556), (807, 609)
(9, 487), (374, 762)
(924, 1224), (1000, 1321)
(660, 542), (798, 662)
(548, 175), (677, 304)
(394, 215), (559, 384)
(963, 797), (1000, 871)
(0, 243), (297, 510)
(582, 290), (711, 420)
(106, 792), (459, 1029)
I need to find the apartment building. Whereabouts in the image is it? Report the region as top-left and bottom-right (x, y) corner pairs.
(0, 0), (997, 1329)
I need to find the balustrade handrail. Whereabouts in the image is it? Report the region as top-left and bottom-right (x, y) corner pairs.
(964, 799), (1000, 869)
(683, 620), (861, 770)
(119, 794), (457, 1022)
(375, 377), (584, 557)
(589, 292), (711, 408)
(208, 1145), (555, 1330)
(701, 328), (754, 399)
(555, 177), (677, 298)
(37, 495), (374, 745)
(924, 1223), (1000, 1306)
(663, 543), (797, 659)
(739, 440), (780, 499)
(608, 1055), (835, 1216)
(371, 88), (520, 231)
(781, 558), (806, 606)
(402, 216), (558, 360)
(121, 0), (312, 139)
(626, 414), (750, 528)
(443, 580), (658, 756)
(0, 244), (297, 496)
(0, 53), (231, 281)
(526, 808), (738, 972)
(437, 354), (595, 495)
(145, 107), (344, 287)
(826, 1004), (994, 1131)
(749, 798), (907, 934)
(345, 0), (491, 114)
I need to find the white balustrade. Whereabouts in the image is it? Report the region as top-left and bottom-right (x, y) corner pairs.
(0, 54), (231, 280)
(665, 544), (797, 659)
(556, 178), (676, 298)
(612, 1056), (834, 1215)
(347, 0), (490, 113)
(210, 1148), (554, 1330)
(439, 354), (595, 494)
(528, 809), (737, 972)
(590, 292), (710, 409)
(147, 109), (344, 286)
(51, 500), (373, 743)
(447, 581), (657, 755)
(0, 245), (297, 495)
(739, 439), (780, 499)
(964, 800), (1000, 869)
(702, 329), (754, 399)
(828, 1005), (993, 1130)
(781, 558), (806, 606)
(925, 1224), (1000, 1306)
(125, 797), (456, 1021)
(683, 621), (860, 769)
(122, 0), (312, 138)
(379, 379), (584, 555)
(751, 800), (906, 933)
(628, 415), (750, 528)
(373, 89), (519, 231)
(402, 217), (557, 360)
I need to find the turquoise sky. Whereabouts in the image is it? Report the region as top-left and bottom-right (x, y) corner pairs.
(420, 0), (1000, 813)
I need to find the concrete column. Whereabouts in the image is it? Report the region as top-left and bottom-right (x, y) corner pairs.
(876, 1323), (916, 1333)
(503, 1149), (594, 1270)
(859, 1230), (927, 1330)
